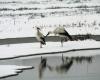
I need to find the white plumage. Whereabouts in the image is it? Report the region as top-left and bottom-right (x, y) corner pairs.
(47, 26), (73, 47)
(36, 27), (46, 48)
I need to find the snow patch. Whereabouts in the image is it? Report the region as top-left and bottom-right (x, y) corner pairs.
(0, 40), (100, 59)
(0, 65), (33, 78)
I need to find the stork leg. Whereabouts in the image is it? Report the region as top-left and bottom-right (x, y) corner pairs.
(40, 42), (42, 48)
(61, 38), (63, 47)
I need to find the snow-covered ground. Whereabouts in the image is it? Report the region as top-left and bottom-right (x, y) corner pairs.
(0, 40), (100, 59)
(0, 14), (100, 39)
(0, 0), (100, 39)
(0, 65), (32, 78)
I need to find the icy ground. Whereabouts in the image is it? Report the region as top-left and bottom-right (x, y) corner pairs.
(0, 40), (100, 59)
(0, 65), (32, 78)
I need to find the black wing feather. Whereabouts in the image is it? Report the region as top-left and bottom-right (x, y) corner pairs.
(40, 37), (46, 45)
(59, 30), (73, 41)
(64, 30), (73, 40)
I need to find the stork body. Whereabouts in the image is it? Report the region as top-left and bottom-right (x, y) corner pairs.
(47, 26), (73, 47)
(36, 27), (46, 48)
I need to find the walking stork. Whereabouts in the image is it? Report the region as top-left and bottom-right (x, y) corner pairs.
(46, 26), (73, 47)
(36, 27), (46, 48)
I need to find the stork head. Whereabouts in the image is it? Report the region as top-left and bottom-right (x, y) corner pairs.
(36, 27), (40, 30)
(36, 27), (41, 31)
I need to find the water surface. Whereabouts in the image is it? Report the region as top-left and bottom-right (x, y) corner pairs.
(0, 50), (100, 80)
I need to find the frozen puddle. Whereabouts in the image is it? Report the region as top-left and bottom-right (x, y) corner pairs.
(0, 65), (33, 78)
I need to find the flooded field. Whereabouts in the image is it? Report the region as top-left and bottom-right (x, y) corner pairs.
(0, 50), (100, 80)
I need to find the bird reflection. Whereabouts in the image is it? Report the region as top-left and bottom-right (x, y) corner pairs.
(38, 55), (93, 79)
(39, 57), (46, 79)
(38, 56), (52, 79)
(69, 56), (93, 64)
(55, 55), (93, 73)
(55, 54), (73, 73)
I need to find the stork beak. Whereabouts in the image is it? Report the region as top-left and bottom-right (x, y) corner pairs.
(45, 32), (50, 37)
(36, 27), (40, 30)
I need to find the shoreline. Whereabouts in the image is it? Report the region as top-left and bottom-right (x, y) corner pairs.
(0, 47), (100, 60)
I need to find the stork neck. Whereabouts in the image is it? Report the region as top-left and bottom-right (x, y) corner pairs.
(37, 29), (40, 33)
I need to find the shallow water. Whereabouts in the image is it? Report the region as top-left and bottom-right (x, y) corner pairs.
(0, 50), (100, 80)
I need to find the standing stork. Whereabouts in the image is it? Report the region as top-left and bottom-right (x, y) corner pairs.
(46, 26), (73, 47)
(36, 27), (46, 48)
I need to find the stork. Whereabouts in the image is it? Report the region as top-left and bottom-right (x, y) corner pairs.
(46, 26), (73, 47)
(36, 27), (46, 48)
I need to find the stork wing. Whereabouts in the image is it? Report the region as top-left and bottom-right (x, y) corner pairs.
(63, 30), (73, 40)
(40, 37), (46, 45)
